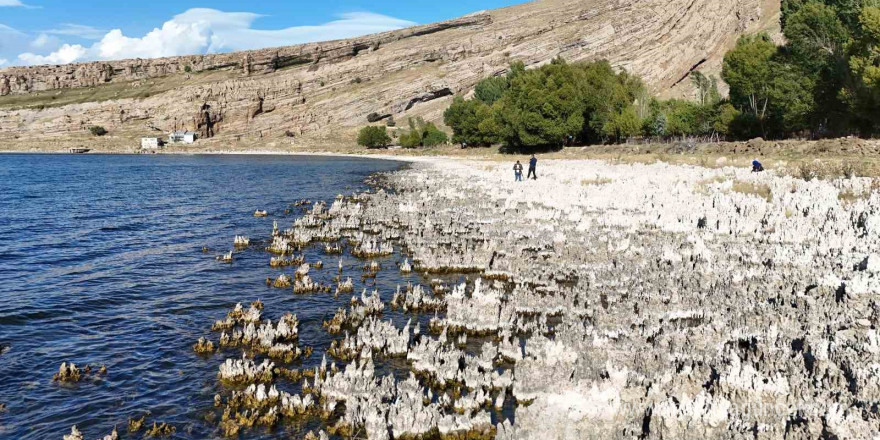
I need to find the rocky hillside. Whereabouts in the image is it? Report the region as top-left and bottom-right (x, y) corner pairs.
(0, 0), (780, 151)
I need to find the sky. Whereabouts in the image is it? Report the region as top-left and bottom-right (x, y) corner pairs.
(0, 0), (525, 67)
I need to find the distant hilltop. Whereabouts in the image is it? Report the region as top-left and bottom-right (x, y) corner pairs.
(0, 0), (780, 151)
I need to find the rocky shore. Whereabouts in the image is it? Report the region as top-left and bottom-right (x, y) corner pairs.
(245, 157), (880, 438)
(362, 159), (880, 438)
(324, 157), (880, 438)
(55, 155), (880, 438)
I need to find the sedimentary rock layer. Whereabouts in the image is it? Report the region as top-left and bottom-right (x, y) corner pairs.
(0, 0), (778, 148)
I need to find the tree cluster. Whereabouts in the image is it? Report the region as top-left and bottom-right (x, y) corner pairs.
(723, 0), (880, 138)
(442, 59), (738, 151)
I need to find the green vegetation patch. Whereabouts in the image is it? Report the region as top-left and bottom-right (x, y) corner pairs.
(357, 125), (392, 148)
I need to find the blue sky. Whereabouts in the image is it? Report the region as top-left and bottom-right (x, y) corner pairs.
(0, 0), (525, 66)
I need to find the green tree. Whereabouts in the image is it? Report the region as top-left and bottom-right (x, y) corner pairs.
(491, 59), (587, 149)
(723, 34), (777, 130)
(784, 2), (850, 67)
(847, 6), (880, 132)
(580, 61), (646, 142)
(781, 0), (808, 28)
(713, 103), (741, 137)
(826, 0), (868, 30)
(602, 106), (642, 142)
(690, 71), (721, 106)
(663, 100), (702, 137)
(766, 57), (817, 135)
(474, 76), (510, 105)
(443, 97), (495, 146)
(357, 126), (391, 148)
(642, 108), (667, 138)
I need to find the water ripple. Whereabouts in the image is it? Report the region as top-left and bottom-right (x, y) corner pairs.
(0, 154), (403, 440)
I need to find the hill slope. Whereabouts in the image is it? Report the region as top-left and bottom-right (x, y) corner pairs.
(0, 0), (780, 152)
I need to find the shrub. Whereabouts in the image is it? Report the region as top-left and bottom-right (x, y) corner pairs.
(397, 117), (448, 148)
(357, 126), (391, 148)
(399, 130), (421, 148)
(421, 123), (448, 147)
(184, 65), (192, 73)
(89, 126), (108, 136)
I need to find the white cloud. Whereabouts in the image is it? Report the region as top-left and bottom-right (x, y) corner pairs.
(30, 32), (60, 49)
(0, 58), (7, 66)
(43, 24), (107, 40)
(18, 43), (86, 64)
(14, 8), (416, 66)
(0, 0), (38, 8)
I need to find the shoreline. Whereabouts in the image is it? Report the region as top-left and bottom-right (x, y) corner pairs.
(0, 148), (433, 164)
(243, 156), (880, 438)
(5, 151), (880, 438)
(5, 136), (880, 179)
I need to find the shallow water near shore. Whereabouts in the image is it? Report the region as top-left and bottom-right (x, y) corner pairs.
(0, 154), (422, 439)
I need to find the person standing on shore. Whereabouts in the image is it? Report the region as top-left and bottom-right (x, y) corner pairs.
(513, 161), (523, 181)
(527, 155), (538, 180)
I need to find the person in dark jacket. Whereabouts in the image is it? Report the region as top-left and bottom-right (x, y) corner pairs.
(527, 155), (537, 180)
(513, 161), (523, 181)
(752, 159), (764, 172)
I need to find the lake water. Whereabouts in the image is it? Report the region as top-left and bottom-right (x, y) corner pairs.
(0, 154), (414, 439)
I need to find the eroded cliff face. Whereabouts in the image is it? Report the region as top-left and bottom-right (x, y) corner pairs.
(0, 0), (780, 149)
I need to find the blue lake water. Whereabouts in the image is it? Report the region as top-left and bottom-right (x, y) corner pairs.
(0, 154), (414, 439)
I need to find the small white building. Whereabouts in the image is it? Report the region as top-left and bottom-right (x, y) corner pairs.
(141, 137), (162, 150)
(169, 131), (197, 144)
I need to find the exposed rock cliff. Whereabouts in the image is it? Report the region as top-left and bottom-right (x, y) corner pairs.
(0, 0), (780, 150)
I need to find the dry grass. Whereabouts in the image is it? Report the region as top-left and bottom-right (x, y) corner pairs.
(838, 182), (880, 203)
(838, 189), (864, 204)
(693, 175), (729, 195)
(692, 176), (772, 202)
(731, 181), (772, 202)
(789, 159), (880, 181)
(580, 177), (613, 186)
